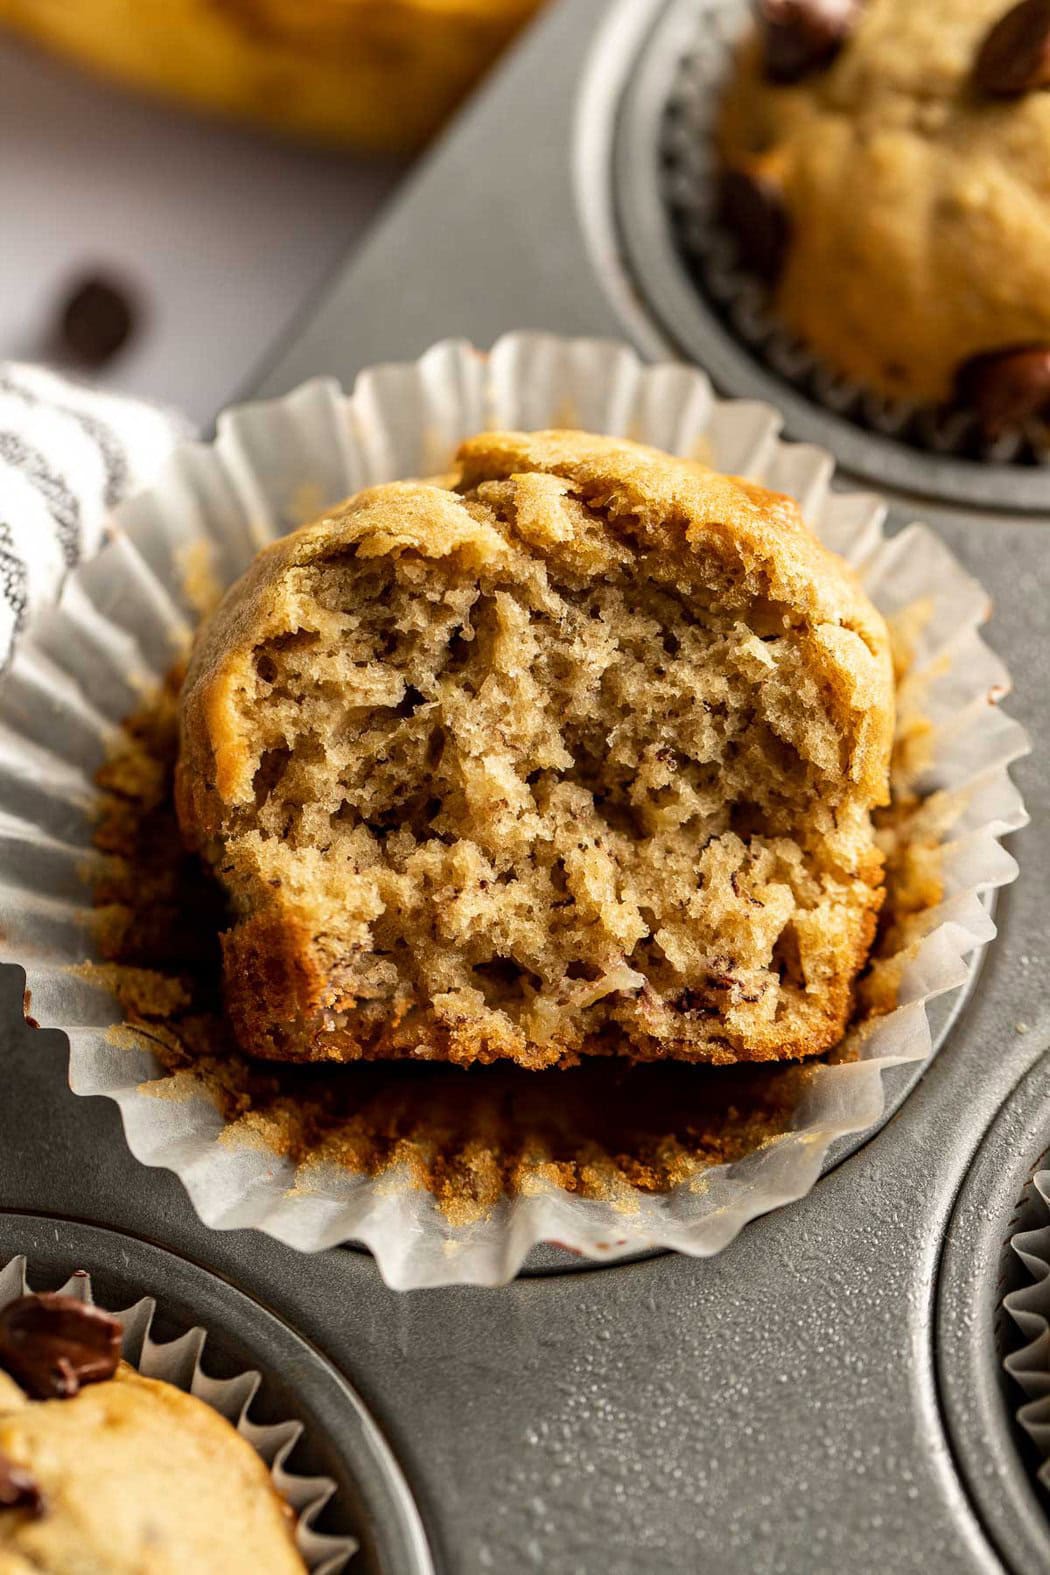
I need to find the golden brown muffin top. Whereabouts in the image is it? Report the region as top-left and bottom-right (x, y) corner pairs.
(0, 1362), (304, 1573)
(719, 0), (1050, 410)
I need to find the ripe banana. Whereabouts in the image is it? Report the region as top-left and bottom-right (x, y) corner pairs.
(0, 0), (543, 153)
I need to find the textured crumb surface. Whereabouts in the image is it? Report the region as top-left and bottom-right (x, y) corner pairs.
(0, 1362), (303, 1573)
(89, 637), (937, 1215)
(90, 674), (810, 1212)
(176, 430), (894, 1070)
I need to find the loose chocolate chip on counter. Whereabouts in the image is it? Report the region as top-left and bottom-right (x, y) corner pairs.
(0, 1451), (45, 1518)
(718, 166), (791, 286)
(56, 274), (138, 370)
(0, 1293), (122, 1400)
(973, 0), (1050, 96)
(758, 0), (864, 84)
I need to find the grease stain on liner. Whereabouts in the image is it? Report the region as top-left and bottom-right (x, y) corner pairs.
(88, 615), (958, 1229)
(662, 0), (1050, 465)
(0, 1257), (355, 1573)
(0, 333), (1029, 1288)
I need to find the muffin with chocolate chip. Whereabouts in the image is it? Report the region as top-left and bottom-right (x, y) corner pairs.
(718, 0), (1050, 433)
(0, 1291), (306, 1572)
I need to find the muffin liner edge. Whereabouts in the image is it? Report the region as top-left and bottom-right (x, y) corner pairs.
(1003, 1174), (1050, 1488)
(0, 330), (1029, 1289)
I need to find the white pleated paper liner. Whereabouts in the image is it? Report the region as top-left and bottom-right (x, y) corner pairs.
(0, 331), (1030, 1289)
(1003, 1173), (1050, 1489)
(0, 1256), (355, 1572)
(663, 0), (1050, 465)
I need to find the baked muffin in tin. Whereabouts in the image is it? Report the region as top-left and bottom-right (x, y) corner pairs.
(718, 0), (1050, 435)
(0, 1290), (306, 1572)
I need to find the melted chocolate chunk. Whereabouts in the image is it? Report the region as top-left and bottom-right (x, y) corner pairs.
(0, 1451), (45, 1518)
(954, 344), (1050, 436)
(718, 166), (791, 286)
(973, 0), (1050, 97)
(758, 0), (864, 84)
(0, 1293), (122, 1400)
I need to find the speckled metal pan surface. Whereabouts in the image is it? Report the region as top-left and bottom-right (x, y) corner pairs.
(0, 0), (1047, 1569)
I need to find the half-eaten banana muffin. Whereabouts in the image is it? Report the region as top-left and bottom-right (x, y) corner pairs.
(176, 430), (894, 1070)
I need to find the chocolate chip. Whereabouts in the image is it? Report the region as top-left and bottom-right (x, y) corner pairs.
(718, 166), (791, 286)
(56, 274), (138, 369)
(0, 1293), (122, 1400)
(758, 0), (864, 84)
(0, 1452), (44, 1518)
(954, 345), (1050, 435)
(973, 0), (1050, 96)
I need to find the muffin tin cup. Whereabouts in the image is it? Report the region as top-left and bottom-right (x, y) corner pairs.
(0, 331), (1028, 1287)
(0, 1255), (356, 1572)
(660, 0), (1049, 467)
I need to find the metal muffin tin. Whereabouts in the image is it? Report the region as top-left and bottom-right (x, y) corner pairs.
(938, 1062), (1050, 1575)
(0, 1), (1047, 1570)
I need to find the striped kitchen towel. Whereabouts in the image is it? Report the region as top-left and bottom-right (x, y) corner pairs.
(0, 363), (186, 665)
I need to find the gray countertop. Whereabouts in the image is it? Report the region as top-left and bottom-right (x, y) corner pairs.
(0, 33), (401, 425)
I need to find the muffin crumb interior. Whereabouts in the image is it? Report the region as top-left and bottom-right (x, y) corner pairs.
(179, 437), (891, 1069)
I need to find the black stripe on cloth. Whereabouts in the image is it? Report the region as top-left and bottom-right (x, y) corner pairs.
(0, 372), (129, 509)
(0, 430), (82, 568)
(0, 521), (28, 635)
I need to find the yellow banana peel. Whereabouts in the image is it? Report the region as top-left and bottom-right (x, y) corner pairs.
(0, 0), (544, 153)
